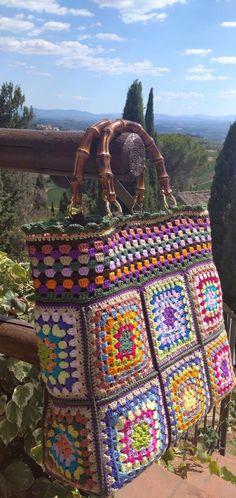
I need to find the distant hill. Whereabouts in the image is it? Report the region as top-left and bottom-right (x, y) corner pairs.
(33, 108), (235, 142)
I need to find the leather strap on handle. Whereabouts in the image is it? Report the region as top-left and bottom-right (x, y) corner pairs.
(72, 119), (173, 215)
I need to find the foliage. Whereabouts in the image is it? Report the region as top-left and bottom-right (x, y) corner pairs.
(145, 88), (154, 138)
(0, 81), (34, 129)
(157, 134), (211, 192)
(208, 121), (236, 272)
(0, 82), (48, 258)
(59, 190), (69, 216)
(0, 251), (34, 320)
(0, 171), (48, 259)
(162, 438), (236, 486)
(0, 253), (84, 497)
(122, 79), (145, 127)
(220, 178), (236, 312)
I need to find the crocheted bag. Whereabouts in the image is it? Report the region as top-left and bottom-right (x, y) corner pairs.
(23, 120), (235, 497)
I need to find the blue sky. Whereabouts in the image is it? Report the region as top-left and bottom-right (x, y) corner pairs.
(0, 0), (236, 116)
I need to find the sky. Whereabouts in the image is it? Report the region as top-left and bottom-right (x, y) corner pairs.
(0, 0), (236, 116)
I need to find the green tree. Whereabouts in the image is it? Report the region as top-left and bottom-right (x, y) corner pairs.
(221, 177), (236, 312)
(0, 81), (34, 128)
(0, 82), (46, 257)
(143, 88), (160, 212)
(35, 174), (45, 190)
(122, 79), (145, 127)
(51, 201), (55, 216)
(208, 121), (236, 272)
(145, 88), (154, 138)
(158, 134), (211, 192)
(59, 191), (69, 215)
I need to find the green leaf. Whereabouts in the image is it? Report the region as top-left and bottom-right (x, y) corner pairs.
(209, 460), (221, 477)
(24, 428), (43, 458)
(0, 394), (7, 415)
(22, 402), (41, 431)
(8, 360), (32, 382)
(5, 401), (22, 428)
(32, 477), (68, 498)
(0, 473), (12, 498)
(12, 382), (34, 408)
(4, 462), (34, 492)
(162, 447), (175, 464)
(196, 442), (211, 464)
(221, 466), (236, 485)
(0, 356), (8, 377)
(167, 461), (175, 473)
(30, 444), (43, 466)
(0, 418), (18, 445)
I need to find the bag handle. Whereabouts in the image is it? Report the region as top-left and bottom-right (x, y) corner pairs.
(71, 119), (111, 207)
(71, 119), (175, 216)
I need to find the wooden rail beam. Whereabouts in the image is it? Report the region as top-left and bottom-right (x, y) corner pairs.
(0, 303), (235, 367)
(0, 128), (145, 179)
(0, 316), (38, 366)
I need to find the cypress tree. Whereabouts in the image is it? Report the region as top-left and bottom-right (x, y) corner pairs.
(221, 177), (236, 312)
(59, 191), (69, 215)
(122, 79), (145, 127)
(145, 88), (154, 138)
(208, 121), (236, 272)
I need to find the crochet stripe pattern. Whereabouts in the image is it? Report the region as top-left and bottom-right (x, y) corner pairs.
(23, 210), (235, 496)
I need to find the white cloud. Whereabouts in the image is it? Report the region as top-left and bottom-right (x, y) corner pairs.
(187, 73), (229, 80)
(120, 12), (167, 23)
(8, 61), (36, 69)
(8, 60), (50, 76)
(0, 0), (94, 17)
(31, 20), (70, 36)
(186, 64), (229, 80)
(95, 33), (126, 41)
(156, 91), (203, 101)
(211, 56), (236, 64)
(72, 95), (92, 101)
(0, 16), (34, 32)
(0, 36), (170, 76)
(42, 21), (70, 31)
(221, 21), (236, 27)
(187, 64), (214, 74)
(184, 48), (213, 56)
(219, 89), (236, 98)
(15, 13), (35, 20)
(59, 55), (170, 76)
(92, 0), (185, 23)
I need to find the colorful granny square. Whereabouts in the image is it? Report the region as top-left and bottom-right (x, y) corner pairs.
(99, 378), (169, 494)
(186, 262), (224, 337)
(44, 399), (100, 494)
(162, 349), (211, 441)
(205, 330), (235, 403)
(143, 273), (197, 364)
(34, 306), (87, 399)
(86, 289), (153, 398)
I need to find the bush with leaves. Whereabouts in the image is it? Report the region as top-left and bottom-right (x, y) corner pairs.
(0, 252), (81, 498)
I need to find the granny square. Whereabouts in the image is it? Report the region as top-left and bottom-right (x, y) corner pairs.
(44, 399), (100, 494)
(143, 273), (197, 365)
(161, 349), (211, 441)
(34, 305), (87, 399)
(205, 330), (235, 403)
(99, 377), (170, 494)
(186, 262), (224, 338)
(86, 289), (154, 398)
